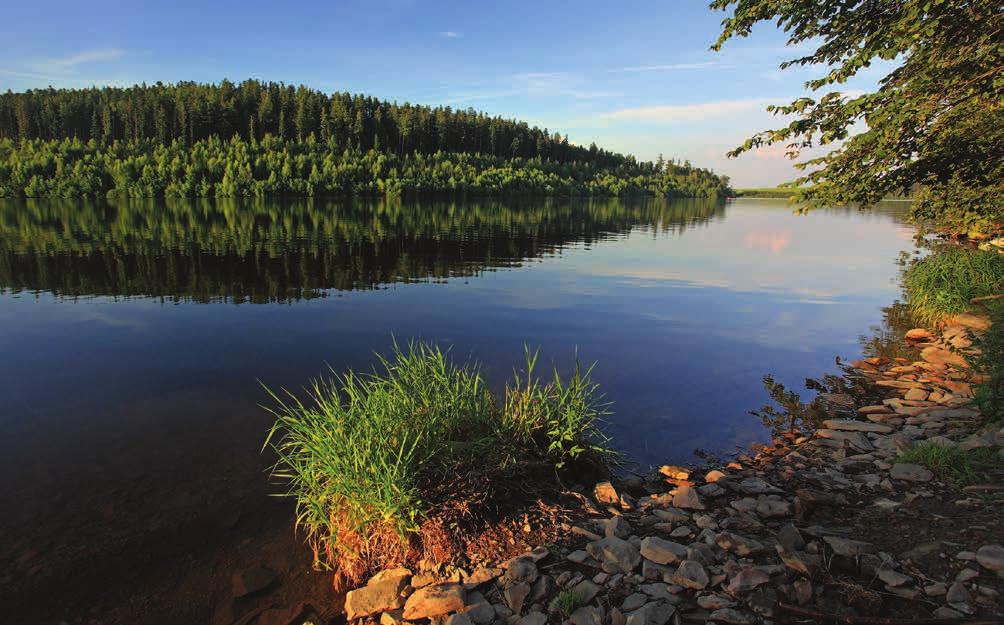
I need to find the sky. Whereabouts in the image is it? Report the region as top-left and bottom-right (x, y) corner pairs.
(0, 0), (889, 186)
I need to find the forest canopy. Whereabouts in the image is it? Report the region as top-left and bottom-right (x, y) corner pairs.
(0, 80), (730, 199)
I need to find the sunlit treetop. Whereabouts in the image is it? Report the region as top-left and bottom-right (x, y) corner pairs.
(710, 0), (1003, 233)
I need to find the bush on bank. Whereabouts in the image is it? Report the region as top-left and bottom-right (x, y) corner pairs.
(263, 343), (613, 582)
(903, 247), (1004, 325)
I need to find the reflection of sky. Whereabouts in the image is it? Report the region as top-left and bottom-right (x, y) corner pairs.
(0, 200), (916, 469)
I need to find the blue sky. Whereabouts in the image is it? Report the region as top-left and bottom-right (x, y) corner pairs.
(1, 0), (886, 186)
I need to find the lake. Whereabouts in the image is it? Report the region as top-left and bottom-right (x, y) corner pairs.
(0, 196), (916, 621)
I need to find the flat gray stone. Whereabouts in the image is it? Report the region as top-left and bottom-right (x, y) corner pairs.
(640, 536), (687, 565)
(671, 560), (708, 590)
(587, 536), (641, 573)
(890, 463), (933, 482)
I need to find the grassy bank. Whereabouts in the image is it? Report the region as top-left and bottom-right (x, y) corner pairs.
(902, 247), (1004, 325)
(263, 343), (613, 582)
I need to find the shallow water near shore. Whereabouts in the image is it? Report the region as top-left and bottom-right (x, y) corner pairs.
(0, 196), (917, 621)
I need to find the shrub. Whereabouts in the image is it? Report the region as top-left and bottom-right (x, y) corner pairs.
(263, 342), (613, 582)
(902, 247), (1004, 325)
(974, 301), (1004, 423)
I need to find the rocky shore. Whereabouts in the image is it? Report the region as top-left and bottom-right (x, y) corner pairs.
(331, 313), (1003, 625)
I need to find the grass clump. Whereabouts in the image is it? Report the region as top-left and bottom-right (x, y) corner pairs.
(264, 342), (613, 582)
(552, 588), (586, 617)
(902, 247), (1004, 325)
(895, 441), (1000, 486)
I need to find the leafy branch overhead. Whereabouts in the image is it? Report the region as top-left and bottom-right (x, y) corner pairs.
(710, 0), (1003, 233)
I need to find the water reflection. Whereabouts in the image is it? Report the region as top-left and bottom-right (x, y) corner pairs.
(0, 196), (725, 302)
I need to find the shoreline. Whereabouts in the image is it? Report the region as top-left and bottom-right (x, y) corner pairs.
(333, 313), (1003, 625)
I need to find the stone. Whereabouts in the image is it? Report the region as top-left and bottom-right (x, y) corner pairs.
(610, 608), (626, 625)
(445, 613), (473, 625)
(518, 612), (547, 625)
(737, 477), (783, 495)
(946, 581), (973, 605)
(705, 470), (727, 482)
(566, 550), (592, 565)
(625, 601), (675, 625)
(715, 532), (765, 556)
(877, 569), (912, 587)
(905, 328), (934, 341)
(462, 592), (494, 625)
(671, 560), (708, 590)
(755, 495), (792, 518)
(794, 579), (813, 606)
(822, 419), (893, 434)
(697, 594), (735, 610)
(594, 481), (620, 506)
(672, 486), (704, 510)
(570, 580), (602, 605)
(890, 463), (933, 482)
(231, 566), (276, 598)
(587, 536), (641, 573)
(603, 516), (632, 539)
(776, 546), (818, 576)
(570, 606), (605, 625)
(464, 567), (503, 589)
(708, 608), (756, 625)
(776, 523), (805, 551)
(904, 388), (929, 401)
(814, 429), (874, 452)
(403, 583), (467, 620)
(381, 610), (405, 625)
(824, 536), (874, 558)
(727, 568), (770, 594)
(504, 582), (531, 614)
(640, 536), (688, 565)
(659, 465), (691, 480)
(921, 346), (969, 369)
(504, 558), (539, 585)
(642, 559), (673, 582)
(345, 570), (411, 619)
(953, 312), (991, 331)
(975, 544), (1004, 576)
(622, 592), (648, 612)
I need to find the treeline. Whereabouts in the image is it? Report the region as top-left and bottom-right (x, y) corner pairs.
(4, 80), (650, 168)
(0, 81), (730, 199)
(0, 136), (731, 199)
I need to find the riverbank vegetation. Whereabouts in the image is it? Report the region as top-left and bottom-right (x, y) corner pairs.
(263, 343), (613, 582)
(902, 248), (1004, 325)
(712, 0), (1002, 234)
(0, 81), (731, 199)
(0, 136), (730, 199)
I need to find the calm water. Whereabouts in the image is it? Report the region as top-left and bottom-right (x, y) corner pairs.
(1, 196), (917, 617)
(0, 196), (918, 468)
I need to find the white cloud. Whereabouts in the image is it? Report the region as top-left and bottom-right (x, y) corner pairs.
(439, 31), (461, 39)
(598, 98), (774, 123)
(29, 48), (124, 74)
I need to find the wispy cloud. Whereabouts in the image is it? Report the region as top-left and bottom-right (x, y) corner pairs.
(439, 31), (461, 39)
(28, 48), (124, 74)
(598, 98), (774, 123)
(448, 71), (622, 103)
(610, 61), (720, 73)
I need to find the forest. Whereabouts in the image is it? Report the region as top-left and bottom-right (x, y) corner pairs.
(0, 81), (730, 199)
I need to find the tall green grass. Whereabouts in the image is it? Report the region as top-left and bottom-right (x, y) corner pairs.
(902, 247), (1004, 325)
(263, 342), (613, 579)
